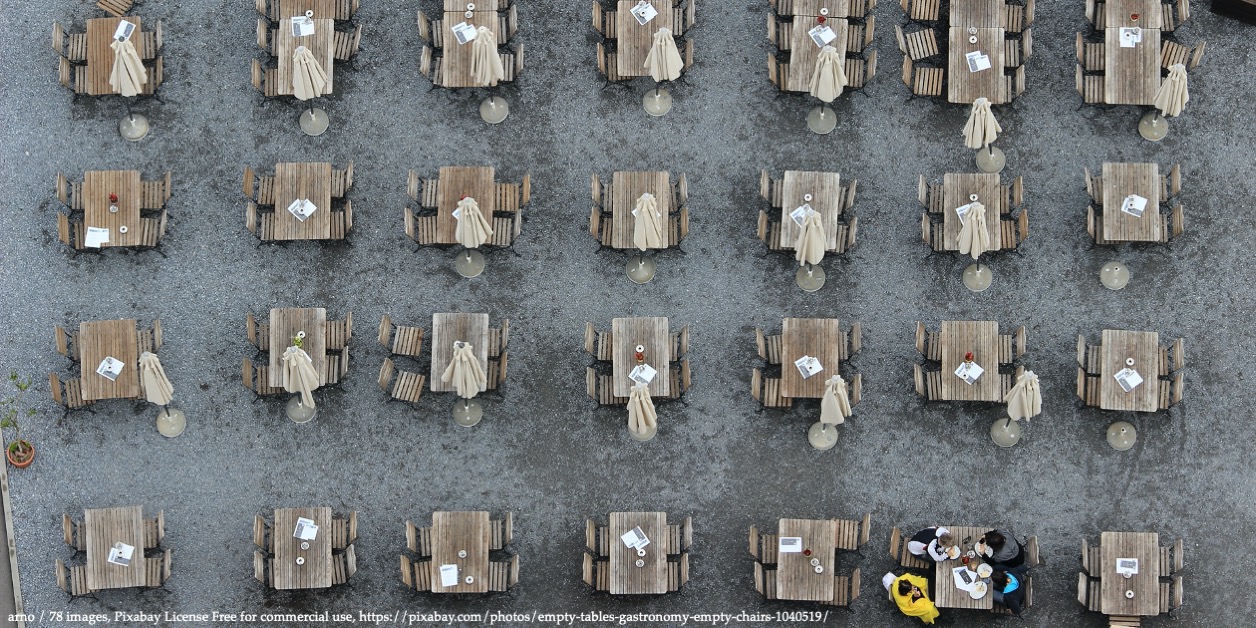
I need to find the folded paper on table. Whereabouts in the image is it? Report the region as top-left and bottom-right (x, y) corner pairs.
(85, 227), (110, 248)
(452, 22), (477, 44)
(1119, 27), (1142, 48)
(287, 199), (317, 222)
(290, 16), (315, 37)
(113, 20), (136, 41)
(293, 517), (319, 540)
(954, 361), (984, 384)
(96, 357), (125, 380)
(778, 536), (803, 553)
(790, 203), (815, 226)
(794, 355), (823, 378)
(621, 526), (650, 549)
(629, 363), (657, 385)
(439, 564), (459, 587)
(809, 24), (837, 47)
(1116, 557), (1139, 576)
(951, 566), (981, 591)
(107, 542), (135, 566)
(1114, 367), (1143, 392)
(954, 203), (972, 225)
(966, 51), (992, 72)
(630, 1), (659, 24)
(1120, 194), (1147, 218)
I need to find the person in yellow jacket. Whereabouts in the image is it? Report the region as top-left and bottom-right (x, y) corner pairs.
(892, 573), (941, 624)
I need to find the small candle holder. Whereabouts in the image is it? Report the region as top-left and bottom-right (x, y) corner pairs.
(964, 351), (975, 364)
(1126, 358), (1135, 367)
(296, 557), (305, 565)
(300, 541), (310, 550)
(109, 204), (119, 213)
(635, 559), (645, 567)
(634, 345), (645, 364)
(969, 194), (979, 202)
(458, 549), (467, 558)
(803, 193), (813, 202)
(1131, 13), (1139, 21)
(109, 193), (118, 204)
(803, 548), (813, 557)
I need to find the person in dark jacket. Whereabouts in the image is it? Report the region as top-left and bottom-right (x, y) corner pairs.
(990, 565), (1030, 615)
(977, 530), (1025, 569)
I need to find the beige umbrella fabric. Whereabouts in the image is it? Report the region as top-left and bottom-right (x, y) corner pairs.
(1153, 64), (1190, 118)
(820, 375), (852, 425)
(1003, 370), (1042, 422)
(108, 38), (147, 97)
(138, 351), (173, 406)
(627, 383), (658, 435)
(962, 97), (1002, 150)
(632, 193), (664, 251)
(644, 28), (683, 82)
(292, 45), (329, 101)
(281, 346), (319, 409)
(808, 45), (848, 103)
(794, 209), (826, 267)
(440, 342), (486, 399)
(471, 26), (505, 87)
(454, 197), (494, 249)
(957, 201), (990, 260)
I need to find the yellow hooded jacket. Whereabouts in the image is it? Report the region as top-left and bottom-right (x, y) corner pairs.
(892, 573), (941, 624)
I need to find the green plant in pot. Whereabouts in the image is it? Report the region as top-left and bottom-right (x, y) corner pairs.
(1, 371), (37, 468)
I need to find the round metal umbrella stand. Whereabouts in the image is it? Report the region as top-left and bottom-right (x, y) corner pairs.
(807, 106), (838, 135)
(480, 96), (510, 124)
(155, 407), (186, 438)
(975, 146), (1005, 173)
(1106, 421), (1137, 451)
(119, 113), (149, 142)
(1138, 112), (1168, 142)
(643, 87), (673, 117)
(626, 254), (657, 284)
(452, 399), (483, 427)
(299, 107), (329, 136)
(1100, 261), (1131, 290)
(456, 249), (485, 278)
(990, 417), (1022, 447)
(963, 263), (992, 292)
(807, 422), (839, 450)
(796, 263), (825, 292)
(629, 423), (657, 442)
(286, 395), (317, 423)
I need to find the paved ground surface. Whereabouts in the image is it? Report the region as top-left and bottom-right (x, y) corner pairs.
(1, 0), (1253, 626)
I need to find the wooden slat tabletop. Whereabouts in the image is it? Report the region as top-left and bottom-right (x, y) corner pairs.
(941, 173), (1004, 251)
(446, 0), (499, 10)
(609, 171), (672, 250)
(428, 511), (490, 593)
(776, 518), (837, 602)
(272, 507), (333, 589)
(1101, 163), (1162, 242)
(780, 318), (843, 398)
(438, 167), (496, 245)
(276, 19), (335, 96)
(79, 319), (140, 401)
(948, 27), (1007, 104)
(82, 170), (142, 247)
(609, 511), (669, 595)
(951, 0), (1005, 29)
(783, 0), (850, 17)
(276, 0), (342, 19)
(779, 171), (842, 250)
(1099, 330), (1160, 412)
(272, 162), (333, 240)
(1100, 531), (1161, 615)
(429, 313), (490, 393)
(1103, 27), (1160, 105)
(612, 317), (670, 398)
(940, 321), (1001, 401)
(933, 525), (993, 609)
(268, 308), (328, 388)
(785, 17), (848, 93)
(440, 11), (504, 88)
(86, 17), (146, 96)
(1105, 0), (1163, 28)
(84, 506), (145, 590)
(615, 0), (676, 78)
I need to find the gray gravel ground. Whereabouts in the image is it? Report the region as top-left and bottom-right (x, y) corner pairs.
(1, 0), (1254, 626)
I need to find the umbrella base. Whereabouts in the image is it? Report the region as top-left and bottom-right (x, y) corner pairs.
(480, 96), (510, 124)
(299, 108), (329, 136)
(963, 263), (993, 292)
(975, 146), (1005, 173)
(1138, 112), (1169, 141)
(156, 407), (186, 438)
(629, 423), (658, 442)
(452, 399), (483, 427)
(807, 106), (838, 135)
(795, 264), (826, 292)
(808, 422), (840, 450)
(1107, 421), (1137, 451)
(990, 418), (1022, 448)
(286, 396), (317, 423)
(119, 114), (149, 142)
(643, 88), (673, 117)
(1100, 260), (1131, 290)
(626, 254), (657, 284)
(456, 249), (485, 278)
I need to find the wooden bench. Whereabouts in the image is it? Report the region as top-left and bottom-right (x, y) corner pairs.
(97, 0), (135, 17)
(379, 358), (425, 404)
(829, 568), (860, 606)
(902, 57), (943, 97)
(834, 512), (870, 550)
(49, 373), (93, 412)
(1075, 64), (1105, 104)
(144, 549), (171, 587)
(405, 521), (433, 557)
(55, 559), (93, 597)
(490, 513), (513, 550)
(587, 368), (628, 406)
(902, 0), (941, 21)
(755, 563), (777, 599)
(896, 25), (939, 60)
(751, 368), (792, 409)
(143, 512), (164, 548)
(250, 58), (279, 98)
(333, 24), (362, 61)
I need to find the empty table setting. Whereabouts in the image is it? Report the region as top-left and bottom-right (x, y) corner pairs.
(748, 515), (865, 605)
(590, 170), (690, 284)
(583, 511), (690, 594)
(400, 510), (518, 594)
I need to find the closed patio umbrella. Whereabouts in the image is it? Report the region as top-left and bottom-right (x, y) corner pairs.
(957, 201), (990, 261)
(643, 27), (683, 116)
(632, 193), (664, 251)
(963, 97), (1005, 173)
(627, 383), (658, 441)
(293, 45), (330, 136)
(281, 345), (319, 410)
(808, 45), (848, 104)
(139, 351), (186, 437)
(794, 210), (826, 267)
(993, 370), (1041, 447)
(1142, 64), (1189, 141)
(108, 37), (147, 97)
(820, 375), (851, 425)
(471, 26), (505, 87)
(454, 197), (493, 249)
(440, 342), (486, 400)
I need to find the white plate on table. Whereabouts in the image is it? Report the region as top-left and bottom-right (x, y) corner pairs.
(969, 581), (988, 599)
(945, 546), (961, 560)
(976, 563), (993, 578)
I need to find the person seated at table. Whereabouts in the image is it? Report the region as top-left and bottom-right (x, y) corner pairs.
(977, 530), (1025, 568)
(908, 526), (956, 562)
(990, 565), (1030, 615)
(892, 573), (941, 625)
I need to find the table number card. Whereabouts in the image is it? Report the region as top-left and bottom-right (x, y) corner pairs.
(439, 564), (460, 587)
(794, 355), (824, 379)
(293, 517), (319, 540)
(621, 526), (650, 549)
(290, 16), (316, 37)
(96, 357), (124, 381)
(452, 22), (478, 44)
(1120, 194), (1148, 218)
(85, 227), (110, 248)
(790, 203), (815, 227)
(1119, 27), (1142, 48)
(965, 51), (992, 72)
(107, 542), (135, 567)
(1116, 557), (1139, 576)
(113, 20), (136, 41)
(778, 537), (803, 553)
(954, 360), (984, 385)
(630, 1), (659, 25)
(629, 364), (657, 385)
(286, 199), (317, 222)
(1114, 367), (1144, 392)
(808, 24), (837, 48)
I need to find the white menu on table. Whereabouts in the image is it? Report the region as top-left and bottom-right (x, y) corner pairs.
(790, 203), (815, 226)
(965, 51), (992, 72)
(630, 1), (658, 25)
(794, 355), (823, 379)
(1116, 558), (1139, 576)
(85, 227), (110, 248)
(778, 537), (803, 553)
(621, 526), (650, 549)
(1120, 194), (1148, 218)
(286, 199), (317, 222)
(293, 517), (319, 540)
(439, 564), (459, 587)
(452, 22), (478, 44)
(107, 542), (135, 566)
(1119, 27), (1142, 48)
(113, 20), (136, 41)
(96, 357), (124, 381)
(1114, 367), (1144, 392)
(951, 566), (980, 590)
(629, 363), (657, 385)
(954, 361), (984, 384)
(808, 24), (837, 48)
(290, 16), (315, 37)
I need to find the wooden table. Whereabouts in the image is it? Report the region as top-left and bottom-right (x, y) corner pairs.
(275, 18), (335, 96)
(780, 0), (850, 16)
(276, 0), (344, 18)
(446, 0), (499, 10)
(1106, 0), (1163, 28)
(934, 525), (993, 609)
(1101, 163), (1162, 241)
(79, 319), (140, 401)
(437, 167), (496, 244)
(780, 318), (843, 398)
(84, 506), (145, 591)
(271, 163), (334, 240)
(268, 308), (328, 388)
(86, 17), (147, 96)
(608, 511), (668, 595)
(1104, 27), (1161, 105)
(1099, 531), (1161, 615)
(609, 171), (672, 250)
(775, 518), (837, 602)
(82, 170), (142, 248)
(615, 0), (676, 78)
(428, 511), (490, 593)
(441, 11), (503, 88)
(430, 313), (489, 393)
(941, 173), (1004, 251)
(612, 317), (670, 398)
(785, 17), (848, 93)
(272, 507), (333, 589)
(1099, 330), (1160, 412)
(951, 0), (1004, 29)
(948, 27), (1007, 104)
(940, 321), (1001, 402)
(778, 171), (843, 250)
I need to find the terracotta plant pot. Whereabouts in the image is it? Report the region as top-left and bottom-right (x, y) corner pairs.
(6, 440), (34, 468)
